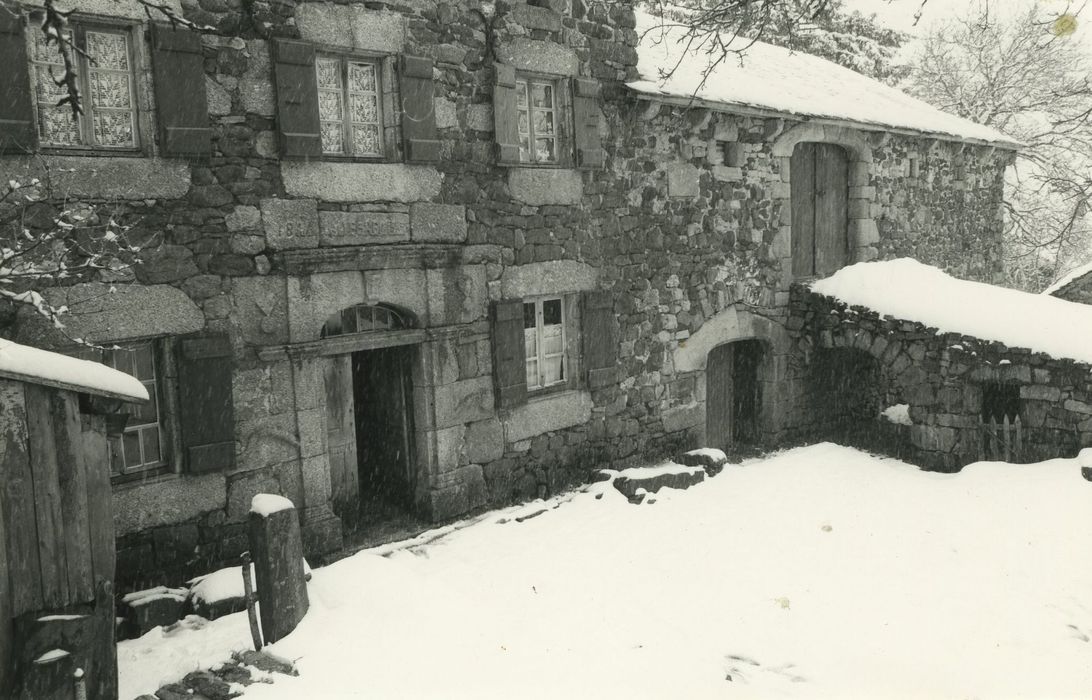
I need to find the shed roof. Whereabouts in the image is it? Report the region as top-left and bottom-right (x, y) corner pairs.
(1043, 261), (1092, 297)
(0, 339), (149, 402)
(810, 259), (1092, 365)
(628, 11), (1021, 149)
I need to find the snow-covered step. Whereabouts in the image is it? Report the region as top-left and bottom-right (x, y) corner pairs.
(611, 463), (707, 503)
(675, 447), (729, 475)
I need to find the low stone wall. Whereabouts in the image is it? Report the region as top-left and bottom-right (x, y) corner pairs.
(791, 286), (1090, 471)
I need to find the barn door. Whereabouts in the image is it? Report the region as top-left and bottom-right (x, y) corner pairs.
(791, 142), (849, 277)
(706, 344), (735, 450)
(324, 355), (359, 525)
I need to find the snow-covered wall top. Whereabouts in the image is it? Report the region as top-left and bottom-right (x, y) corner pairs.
(1043, 260), (1092, 296)
(628, 11), (1020, 149)
(0, 339), (149, 402)
(811, 259), (1092, 366)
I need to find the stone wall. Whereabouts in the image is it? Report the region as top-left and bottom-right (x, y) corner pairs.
(0, 0), (1015, 591)
(791, 287), (1090, 472)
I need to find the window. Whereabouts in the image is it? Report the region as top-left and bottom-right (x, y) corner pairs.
(79, 341), (167, 477)
(516, 77), (559, 164)
(321, 303), (411, 338)
(29, 23), (138, 149)
(524, 297), (566, 390)
(316, 55), (383, 157)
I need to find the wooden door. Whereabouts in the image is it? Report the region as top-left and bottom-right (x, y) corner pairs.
(354, 347), (416, 508)
(706, 344), (735, 451)
(791, 142), (849, 277)
(732, 340), (762, 443)
(324, 355), (359, 521)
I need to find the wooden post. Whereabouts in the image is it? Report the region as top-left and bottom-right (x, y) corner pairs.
(240, 552), (263, 651)
(247, 495), (309, 645)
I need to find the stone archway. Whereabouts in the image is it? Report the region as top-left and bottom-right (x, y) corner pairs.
(771, 123), (879, 268)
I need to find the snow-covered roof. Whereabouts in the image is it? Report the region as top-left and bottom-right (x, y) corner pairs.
(811, 258), (1092, 365)
(628, 11), (1020, 149)
(1043, 261), (1092, 296)
(0, 339), (149, 402)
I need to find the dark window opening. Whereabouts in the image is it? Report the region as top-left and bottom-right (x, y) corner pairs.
(321, 304), (412, 338)
(981, 383), (1021, 422)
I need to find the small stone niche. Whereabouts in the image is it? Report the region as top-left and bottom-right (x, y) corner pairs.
(981, 382), (1021, 422)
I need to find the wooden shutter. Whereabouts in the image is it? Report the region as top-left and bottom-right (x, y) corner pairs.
(272, 39), (321, 158)
(814, 143), (849, 276)
(572, 78), (604, 169)
(151, 23), (212, 156)
(0, 11), (36, 153)
(492, 299), (527, 408)
(400, 54), (440, 163)
(582, 290), (618, 389)
(493, 63), (520, 165)
(176, 333), (236, 473)
(790, 142), (817, 277)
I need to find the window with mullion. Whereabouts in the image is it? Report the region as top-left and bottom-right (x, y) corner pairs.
(523, 297), (566, 390)
(77, 340), (166, 476)
(316, 55), (383, 157)
(516, 77), (558, 164)
(29, 23), (137, 149)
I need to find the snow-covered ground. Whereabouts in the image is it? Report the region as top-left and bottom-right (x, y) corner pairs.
(119, 444), (1092, 699)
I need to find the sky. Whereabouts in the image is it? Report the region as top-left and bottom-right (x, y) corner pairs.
(843, 0), (1092, 46)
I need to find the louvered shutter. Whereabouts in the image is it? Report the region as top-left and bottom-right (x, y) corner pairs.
(400, 54), (440, 163)
(272, 39), (321, 158)
(572, 78), (604, 169)
(150, 23), (212, 156)
(582, 290), (617, 389)
(493, 63), (520, 165)
(492, 299), (527, 408)
(177, 333), (236, 473)
(0, 12), (36, 154)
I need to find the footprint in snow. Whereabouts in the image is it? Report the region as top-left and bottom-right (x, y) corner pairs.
(724, 654), (807, 684)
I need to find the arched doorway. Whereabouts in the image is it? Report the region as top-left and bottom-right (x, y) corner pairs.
(705, 340), (764, 451)
(322, 303), (418, 529)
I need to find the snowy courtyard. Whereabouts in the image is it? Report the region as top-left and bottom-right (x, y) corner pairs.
(119, 443), (1092, 699)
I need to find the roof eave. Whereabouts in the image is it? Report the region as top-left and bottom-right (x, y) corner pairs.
(628, 88), (1023, 152)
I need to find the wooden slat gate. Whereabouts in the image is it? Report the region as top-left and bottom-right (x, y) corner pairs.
(0, 379), (117, 699)
(979, 414), (1024, 463)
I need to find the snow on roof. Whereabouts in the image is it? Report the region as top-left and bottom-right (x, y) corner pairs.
(1043, 260), (1092, 296)
(0, 339), (148, 402)
(628, 10), (1020, 148)
(810, 258), (1092, 366)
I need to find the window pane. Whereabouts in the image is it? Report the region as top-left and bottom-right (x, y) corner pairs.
(543, 325), (563, 355)
(86, 32), (129, 71)
(123, 431), (143, 468)
(523, 302), (537, 329)
(518, 135), (530, 163)
(348, 62), (377, 93)
(524, 327), (537, 357)
(316, 58), (340, 88)
(104, 348), (132, 375)
(517, 109), (529, 136)
(535, 138), (556, 162)
(133, 344), (154, 380)
(90, 71), (131, 109)
(93, 111), (134, 147)
(350, 94), (378, 124)
(526, 358), (539, 388)
(530, 83), (553, 109)
(516, 80), (529, 107)
(132, 383), (158, 424)
(543, 299), (562, 325)
(535, 109), (554, 135)
(352, 124), (381, 156)
(142, 427), (161, 465)
(320, 122), (344, 153)
(542, 355), (563, 385)
(38, 108), (80, 145)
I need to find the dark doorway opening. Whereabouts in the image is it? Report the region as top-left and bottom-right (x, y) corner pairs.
(325, 345), (418, 534)
(706, 340), (763, 452)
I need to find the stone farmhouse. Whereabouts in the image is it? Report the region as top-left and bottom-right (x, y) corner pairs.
(0, 0), (1019, 590)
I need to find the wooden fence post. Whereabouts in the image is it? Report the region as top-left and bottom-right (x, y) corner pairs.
(247, 494), (309, 645)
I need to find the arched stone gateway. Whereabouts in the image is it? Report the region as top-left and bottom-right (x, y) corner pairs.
(668, 305), (792, 449)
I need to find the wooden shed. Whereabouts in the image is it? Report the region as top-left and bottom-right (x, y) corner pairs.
(0, 339), (148, 699)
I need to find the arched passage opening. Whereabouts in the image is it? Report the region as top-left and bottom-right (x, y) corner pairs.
(321, 303), (420, 530)
(705, 339), (765, 451)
